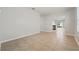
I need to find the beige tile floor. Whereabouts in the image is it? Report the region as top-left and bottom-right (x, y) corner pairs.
(1, 28), (79, 51)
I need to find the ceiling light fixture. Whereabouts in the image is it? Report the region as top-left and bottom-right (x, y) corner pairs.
(32, 8), (35, 10)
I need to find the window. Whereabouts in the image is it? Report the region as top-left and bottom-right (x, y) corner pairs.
(77, 19), (79, 32)
(77, 8), (79, 32)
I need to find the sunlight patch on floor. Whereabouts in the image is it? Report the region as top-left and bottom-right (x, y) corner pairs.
(56, 28), (65, 42)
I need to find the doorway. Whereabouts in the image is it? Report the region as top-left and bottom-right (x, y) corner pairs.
(52, 20), (65, 30)
(55, 20), (64, 28)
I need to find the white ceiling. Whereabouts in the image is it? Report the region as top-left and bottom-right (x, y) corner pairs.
(33, 7), (74, 16)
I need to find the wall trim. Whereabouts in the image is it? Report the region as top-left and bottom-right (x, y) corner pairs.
(40, 30), (55, 32)
(1, 32), (40, 43)
(66, 33), (79, 46)
(65, 33), (74, 36)
(75, 34), (79, 46)
(64, 33), (79, 46)
(40, 30), (51, 32)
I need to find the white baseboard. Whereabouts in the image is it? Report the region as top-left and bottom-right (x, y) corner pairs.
(40, 30), (54, 32)
(65, 33), (74, 36)
(75, 35), (79, 46)
(1, 32), (40, 43)
(66, 33), (79, 46)
(65, 33), (79, 46)
(40, 31), (50, 32)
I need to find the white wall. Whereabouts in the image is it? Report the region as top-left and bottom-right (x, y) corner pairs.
(0, 8), (40, 42)
(40, 9), (76, 36)
(40, 16), (46, 31)
(40, 16), (50, 32)
(65, 9), (75, 36)
(77, 7), (79, 32)
(75, 7), (79, 46)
